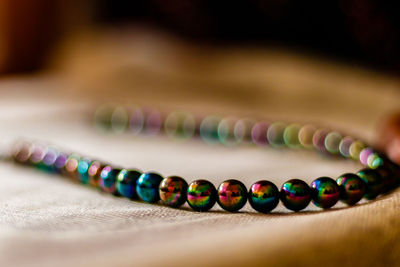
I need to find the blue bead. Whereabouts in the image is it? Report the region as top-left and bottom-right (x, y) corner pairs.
(136, 172), (164, 203)
(99, 166), (121, 195)
(117, 169), (142, 199)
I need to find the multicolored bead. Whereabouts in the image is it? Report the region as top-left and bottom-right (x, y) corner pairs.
(99, 166), (121, 195)
(77, 158), (91, 184)
(117, 169), (142, 199)
(280, 179), (311, 211)
(248, 180), (279, 213)
(187, 180), (217, 211)
(159, 176), (188, 207)
(336, 173), (366, 205)
(310, 177), (340, 209)
(217, 179), (247, 212)
(87, 161), (104, 187)
(136, 172), (164, 203)
(356, 168), (383, 200)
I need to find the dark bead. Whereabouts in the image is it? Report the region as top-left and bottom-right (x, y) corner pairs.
(136, 172), (163, 203)
(357, 169), (384, 200)
(374, 166), (397, 193)
(310, 177), (340, 209)
(280, 179), (311, 211)
(159, 176), (188, 207)
(217, 179), (247, 212)
(117, 169), (142, 199)
(336, 173), (366, 205)
(99, 166), (121, 195)
(187, 180), (217, 211)
(248, 180), (279, 213)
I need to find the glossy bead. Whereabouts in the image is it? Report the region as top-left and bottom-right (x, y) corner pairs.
(87, 161), (104, 187)
(339, 136), (354, 158)
(267, 122), (286, 147)
(12, 141), (33, 163)
(283, 123), (302, 148)
(234, 118), (255, 144)
(324, 132), (342, 154)
(187, 180), (217, 211)
(251, 121), (270, 146)
(310, 177), (340, 209)
(248, 180), (279, 213)
(77, 158), (91, 184)
(336, 173), (366, 205)
(298, 125), (316, 149)
(159, 176), (188, 207)
(356, 168), (383, 200)
(217, 179), (247, 212)
(280, 179), (311, 211)
(312, 129), (329, 153)
(359, 147), (374, 166)
(374, 166), (397, 193)
(117, 169), (142, 199)
(136, 172), (163, 203)
(99, 166), (121, 195)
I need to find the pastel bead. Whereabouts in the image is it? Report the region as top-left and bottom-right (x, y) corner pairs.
(356, 168), (383, 200)
(200, 116), (221, 144)
(310, 177), (340, 209)
(159, 176), (188, 207)
(336, 173), (366, 205)
(41, 147), (58, 171)
(12, 141), (33, 163)
(280, 179), (311, 211)
(54, 152), (69, 172)
(267, 122), (286, 147)
(187, 180), (217, 211)
(117, 169), (142, 199)
(99, 166), (121, 195)
(217, 179), (247, 212)
(248, 180), (279, 213)
(87, 161), (104, 187)
(283, 123), (302, 148)
(136, 172), (163, 203)
(77, 158), (91, 184)
(63, 154), (80, 179)
(251, 121), (270, 146)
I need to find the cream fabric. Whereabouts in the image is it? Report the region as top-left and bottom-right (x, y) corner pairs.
(1, 31), (400, 266)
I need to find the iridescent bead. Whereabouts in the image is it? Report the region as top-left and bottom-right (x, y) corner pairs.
(164, 111), (196, 140)
(117, 169), (142, 199)
(248, 180), (279, 213)
(298, 125), (316, 149)
(283, 123), (302, 148)
(99, 166), (121, 195)
(312, 129), (328, 153)
(310, 177), (340, 209)
(77, 158), (91, 184)
(339, 136), (354, 158)
(356, 168), (383, 200)
(159, 176), (188, 207)
(200, 116), (221, 144)
(187, 180), (217, 211)
(267, 122), (286, 147)
(251, 121), (270, 146)
(234, 118), (255, 144)
(374, 166), (397, 193)
(218, 117), (239, 146)
(359, 147), (374, 166)
(217, 179), (247, 212)
(87, 161), (104, 187)
(336, 173), (366, 205)
(64, 154), (80, 179)
(280, 179), (311, 211)
(136, 172), (164, 203)
(324, 132), (342, 154)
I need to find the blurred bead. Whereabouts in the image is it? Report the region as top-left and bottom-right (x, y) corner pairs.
(94, 104), (114, 132)
(349, 140), (365, 160)
(374, 166), (397, 193)
(324, 132), (342, 154)
(29, 143), (47, 165)
(267, 122), (286, 147)
(64, 154), (80, 179)
(283, 123), (302, 148)
(367, 153), (383, 169)
(136, 172), (163, 203)
(280, 179), (311, 211)
(111, 106), (129, 134)
(251, 121), (270, 146)
(54, 152), (69, 172)
(234, 118), (255, 144)
(77, 158), (91, 184)
(12, 141), (33, 163)
(218, 116), (238, 146)
(164, 111), (195, 140)
(143, 108), (163, 136)
(87, 160), (104, 187)
(248, 180), (279, 213)
(217, 179), (247, 212)
(117, 169), (142, 199)
(310, 177), (340, 209)
(187, 180), (217, 211)
(359, 147), (374, 166)
(200, 116), (221, 144)
(313, 129), (329, 153)
(42, 147), (58, 170)
(159, 176), (188, 207)
(99, 166), (121, 195)
(298, 125), (316, 149)
(356, 168), (383, 200)
(339, 136), (354, 158)
(336, 173), (366, 205)
(129, 106), (145, 135)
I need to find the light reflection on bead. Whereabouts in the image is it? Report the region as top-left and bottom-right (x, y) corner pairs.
(117, 169), (142, 199)
(310, 177), (340, 209)
(339, 136), (354, 158)
(336, 173), (366, 205)
(267, 122), (286, 147)
(136, 172), (163, 203)
(298, 125), (316, 149)
(159, 176), (188, 207)
(251, 121), (270, 146)
(356, 168), (383, 200)
(87, 161), (104, 187)
(283, 123), (302, 148)
(200, 116), (221, 144)
(324, 132), (342, 154)
(217, 179), (247, 212)
(248, 180), (279, 213)
(280, 179), (311, 211)
(99, 166), (121, 195)
(187, 180), (217, 211)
